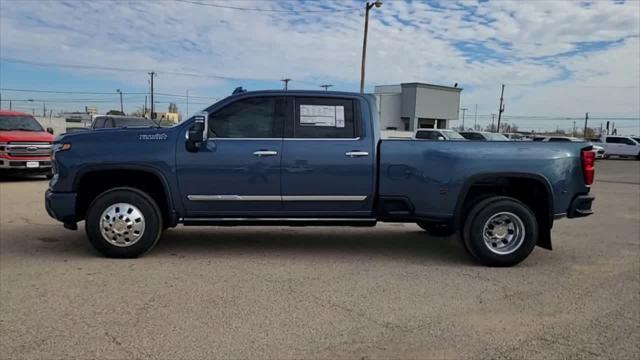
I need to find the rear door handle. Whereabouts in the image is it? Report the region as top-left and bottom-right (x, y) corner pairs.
(345, 151), (369, 157)
(253, 150), (278, 157)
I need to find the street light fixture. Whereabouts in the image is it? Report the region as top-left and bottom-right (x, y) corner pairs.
(359, 1), (382, 94)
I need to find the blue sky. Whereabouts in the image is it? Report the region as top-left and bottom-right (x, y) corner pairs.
(0, 0), (638, 133)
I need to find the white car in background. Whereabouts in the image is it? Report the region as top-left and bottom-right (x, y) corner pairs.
(538, 136), (604, 159)
(601, 136), (640, 159)
(414, 129), (466, 141)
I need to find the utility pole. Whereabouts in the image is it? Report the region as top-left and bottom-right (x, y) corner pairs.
(9, 100), (12, 111)
(460, 107), (467, 130)
(474, 104), (478, 130)
(496, 84), (505, 133)
(360, 1), (383, 94)
(186, 89), (189, 118)
(42, 102), (46, 117)
(117, 89), (123, 113)
(148, 72), (156, 119)
(320, 84), (333, 91)
(144, 96), (147, 117)
(572, 120), (576, 137)
(281, 78), (291, 91)
(491, 113), (496, 131)
(583, 112), (589, 138)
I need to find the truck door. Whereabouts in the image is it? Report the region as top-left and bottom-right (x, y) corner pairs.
(280, 96), (375, 216)
(176, 96), (285, 216)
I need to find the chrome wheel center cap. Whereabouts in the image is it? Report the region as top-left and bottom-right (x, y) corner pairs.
(494, 225), (507, 238)
(113, 220), (127, 233)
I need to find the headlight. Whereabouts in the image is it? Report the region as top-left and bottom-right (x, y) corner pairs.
(52, 143), (71, 160)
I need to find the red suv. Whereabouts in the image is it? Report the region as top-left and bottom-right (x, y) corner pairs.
(0, 110), (55, 178)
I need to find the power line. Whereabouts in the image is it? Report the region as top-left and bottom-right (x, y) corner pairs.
(0, 57), (275, 81)
(0, 88), (216, 99)
(174, 0), (359, 13)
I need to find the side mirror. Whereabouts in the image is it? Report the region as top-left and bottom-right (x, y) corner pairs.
(186, 112), (207, 152)
(437, 136), (445, 141)
(46, 127), (54, 135)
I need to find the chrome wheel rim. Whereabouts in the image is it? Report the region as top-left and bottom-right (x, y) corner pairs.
(99, 203), (145, 247)
(482, 211), (525, 255)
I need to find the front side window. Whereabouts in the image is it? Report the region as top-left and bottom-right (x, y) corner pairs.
(293, 97), (356, 138)
(209, 97), (283, 138)
(548, 137), (571, 142)
(606, 137), (620, 144)
(621, 137), (637, 146)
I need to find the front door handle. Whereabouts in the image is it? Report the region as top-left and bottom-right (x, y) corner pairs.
(253, 150), (278, 157)
(345, 151), (369, 157)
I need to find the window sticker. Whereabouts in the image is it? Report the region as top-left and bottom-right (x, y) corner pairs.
(300, 105), (341, 127)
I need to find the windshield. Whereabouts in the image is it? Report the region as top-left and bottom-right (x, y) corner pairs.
(0, 115), (45, 131)
(441, 130), (465, 140)
(93, 116), (157, 128)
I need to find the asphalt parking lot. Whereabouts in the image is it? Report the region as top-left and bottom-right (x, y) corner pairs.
(1, 160), (638, 359)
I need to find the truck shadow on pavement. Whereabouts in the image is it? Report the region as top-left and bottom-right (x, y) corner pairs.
(21, 225), (472, 266)
(149, 226), (473, 266)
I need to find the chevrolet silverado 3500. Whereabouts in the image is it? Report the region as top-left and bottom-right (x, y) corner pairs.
(46, 91), (595, 266)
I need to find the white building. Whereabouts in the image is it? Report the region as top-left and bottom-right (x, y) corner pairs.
(374, 82), (462, 132)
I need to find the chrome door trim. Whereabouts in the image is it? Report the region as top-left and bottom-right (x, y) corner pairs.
(182, 217), (377, 222)
(282, 195), (367, 201)
(187, 195), (367, 201)
(208, 138), (282, 141)
(187, 195), (281, 201)
(283, 137), (361, 141)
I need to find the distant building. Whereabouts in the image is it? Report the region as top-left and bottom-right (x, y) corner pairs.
(374, 82), (462, 132)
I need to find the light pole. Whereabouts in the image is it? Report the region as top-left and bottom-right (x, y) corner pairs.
(116, 89), (123, 113)
(360, 1), (382, 94)
(460, 107), (468, 130)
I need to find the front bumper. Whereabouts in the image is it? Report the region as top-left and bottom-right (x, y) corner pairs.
(45, 190), (78, 226)
(567, 194), (595, 218)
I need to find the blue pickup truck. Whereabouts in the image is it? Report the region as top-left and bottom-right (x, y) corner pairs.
(46, 90), (595, 266)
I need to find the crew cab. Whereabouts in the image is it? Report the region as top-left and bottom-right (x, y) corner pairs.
(601, 135), (640, 159)
(0, 110), (55, 178)
(46, 91), (595, 266)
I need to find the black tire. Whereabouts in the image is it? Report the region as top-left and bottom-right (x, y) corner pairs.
(462, 196), (538, 267)
(85, 187), (163, 258)
(416, 222), (455, 237)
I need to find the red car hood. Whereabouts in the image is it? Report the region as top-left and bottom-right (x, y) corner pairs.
(0, 130), (55, 143)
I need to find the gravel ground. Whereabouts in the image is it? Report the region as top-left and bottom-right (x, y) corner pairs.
(1, 160), (638, 359)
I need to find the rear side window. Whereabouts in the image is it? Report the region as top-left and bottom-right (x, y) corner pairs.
(293, 97), (357, 138)
(209, 97), (284, 138)
(606, 137), (620, 144)
(415, 130), (441, 140)
(460, 132), (485, 140)
(547, 138), (571, 142)
(621, 137), (637, 145)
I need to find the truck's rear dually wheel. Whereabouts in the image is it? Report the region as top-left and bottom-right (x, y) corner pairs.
(85, 187), (163, 258)
(462, 196), (538, 267)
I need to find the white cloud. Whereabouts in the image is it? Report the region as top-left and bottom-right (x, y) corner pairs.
(0, 0), (638, 130)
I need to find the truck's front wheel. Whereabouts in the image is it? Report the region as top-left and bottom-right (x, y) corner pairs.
(462, 196), (538, 267)
(85, 187), (163, 258)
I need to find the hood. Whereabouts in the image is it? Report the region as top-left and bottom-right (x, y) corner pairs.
(0, 130), (55, 143)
